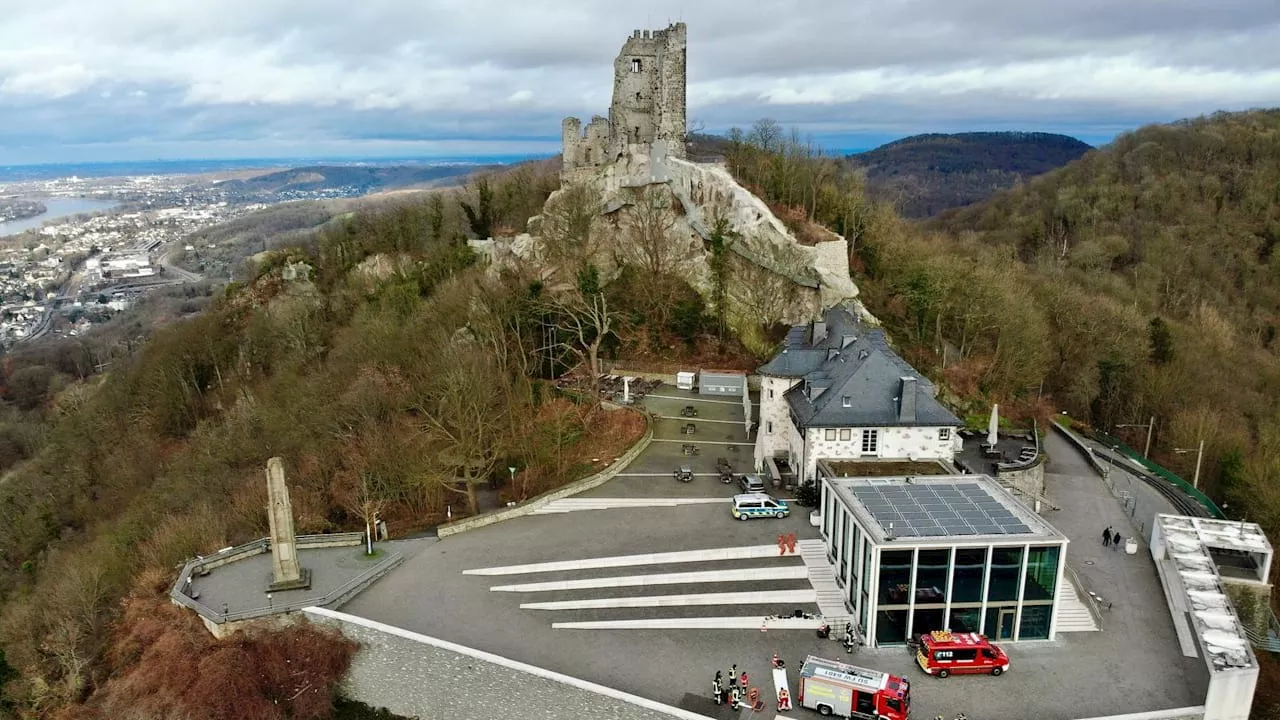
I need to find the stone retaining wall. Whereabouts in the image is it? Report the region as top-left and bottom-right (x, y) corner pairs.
(437, 408), (653, 538)
(995, 456), (1047, 509)
(304, 608), (706, 720)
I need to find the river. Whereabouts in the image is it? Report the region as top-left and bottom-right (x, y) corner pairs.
(0, 197), (119, 238)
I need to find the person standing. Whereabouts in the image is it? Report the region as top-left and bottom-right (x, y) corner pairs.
(729, 665), (738, 690)
(730, 686), (742, 711)
(1113, 529), (1122, 550)
(1102, 527), (1112, 547)
(713, 671), (723, 705)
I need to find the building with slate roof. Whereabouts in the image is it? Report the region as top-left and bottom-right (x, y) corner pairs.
(754, 303), (963, 483)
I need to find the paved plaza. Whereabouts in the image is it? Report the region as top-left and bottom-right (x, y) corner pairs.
(338, 390), (1207, 720)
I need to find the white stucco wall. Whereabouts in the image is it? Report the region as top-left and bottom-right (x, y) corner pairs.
(754, 376), (802, 470)
(802, 426), (956, 481)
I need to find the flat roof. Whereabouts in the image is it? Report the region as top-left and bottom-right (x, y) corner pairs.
(827, 474), (1066, 544)
(1157, 514), (1264, 673)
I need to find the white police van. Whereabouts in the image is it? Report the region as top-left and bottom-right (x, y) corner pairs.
(731, 493), (790, 520)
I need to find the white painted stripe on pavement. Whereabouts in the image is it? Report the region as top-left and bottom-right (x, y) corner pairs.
(551, 616), (825, 630)
(522, 589), (816, 610)
(302, 608), (713, 720)
(491, 565), (809, 592)
(463, 545), (783, 576)
(645, 394), (745, 405)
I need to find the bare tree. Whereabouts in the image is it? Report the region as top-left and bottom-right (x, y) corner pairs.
(620, 184), (680, 278)
(415, 346), (513, 515)
(340, 471), (388, 555)
(540, 183), (602, 276)
(537, 267), (614, 406)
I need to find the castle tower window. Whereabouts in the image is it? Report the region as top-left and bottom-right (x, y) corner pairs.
(635, 92), (642, 101)
(631, 58), (642, 73)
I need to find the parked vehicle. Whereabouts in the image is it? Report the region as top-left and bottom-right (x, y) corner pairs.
(731, 493), (789, 520)
(673, 466), (694, 483)
(916, 630), (1010, 678)
(738, 474), (766, 493)
(797, 655), (910, 720)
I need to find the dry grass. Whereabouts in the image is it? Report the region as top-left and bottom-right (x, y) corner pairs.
(824, 460), (952, 477)
(56, 597), (357, 720)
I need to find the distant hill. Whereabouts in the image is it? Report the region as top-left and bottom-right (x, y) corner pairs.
(218, 163), (494, 195)
(847, 132), (1092, 217)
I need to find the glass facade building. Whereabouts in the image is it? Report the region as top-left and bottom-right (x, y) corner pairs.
(819, 472), (1069, 647)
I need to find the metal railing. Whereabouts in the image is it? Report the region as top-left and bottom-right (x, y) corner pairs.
(1063, 564), (1105, 631)
(1242, 611), (1280, 653)
(170, 532), (386, 625)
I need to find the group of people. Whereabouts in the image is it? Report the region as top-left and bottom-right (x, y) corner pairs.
(713, 658), (792, 712)
(1101, 526), (1124, 550)
(711, 665), (750, 710)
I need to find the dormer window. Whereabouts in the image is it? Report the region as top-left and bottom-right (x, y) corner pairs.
(631, 58), (642, 73)
(842, 396), (852, 408)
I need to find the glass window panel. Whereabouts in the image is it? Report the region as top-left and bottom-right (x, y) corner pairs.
(914, 549), (950, 604)
(875, 609), (909, 645)
(1019, 604), (1052, 640)
(1023, 546), (1060, 601)
(878, 550), (913, 605)
(911, 607), (945, 640)
(987, 546), (1023, 602)
(951, 547), (987, 603)
(861, 542), (872, 593)
(984, 605), (1017, 640)
(948, 607), (981, 634)
(860, 590), (869, 630)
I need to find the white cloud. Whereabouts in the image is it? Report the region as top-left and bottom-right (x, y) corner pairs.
(0, 0), (1276, 161)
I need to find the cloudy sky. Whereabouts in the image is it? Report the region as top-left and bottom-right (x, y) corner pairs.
(1, 0), (1278, 164)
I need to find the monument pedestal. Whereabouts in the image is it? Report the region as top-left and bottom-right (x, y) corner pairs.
(267, 567), (312, 593)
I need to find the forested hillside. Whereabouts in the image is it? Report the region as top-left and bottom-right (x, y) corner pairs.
(724, 109), (1280, 528)
(847, 132), (1092, 217)
(926, 110), (1280, 513)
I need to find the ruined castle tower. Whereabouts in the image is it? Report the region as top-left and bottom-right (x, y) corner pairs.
(562, 23), (687, 181)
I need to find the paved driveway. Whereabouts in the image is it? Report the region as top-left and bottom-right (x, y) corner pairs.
(341, 393), (1205, 720)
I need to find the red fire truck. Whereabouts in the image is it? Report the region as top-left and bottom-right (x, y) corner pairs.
(797, 656), (910, 720)
(916, 629), (1010, 678)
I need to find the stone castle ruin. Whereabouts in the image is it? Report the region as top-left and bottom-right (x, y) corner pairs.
(562, 24), (687, 180)
(474, 23), (867, 335)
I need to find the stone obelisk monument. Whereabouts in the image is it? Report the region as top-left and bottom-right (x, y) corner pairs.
(266, 457), (311, 591)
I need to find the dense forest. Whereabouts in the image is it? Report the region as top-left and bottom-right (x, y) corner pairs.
(847, 132), (1093, 217)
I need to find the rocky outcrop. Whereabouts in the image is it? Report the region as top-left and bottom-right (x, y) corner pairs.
(472, 142), (866, 329)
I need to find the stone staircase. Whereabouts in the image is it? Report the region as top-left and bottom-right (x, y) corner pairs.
(797, 540), (853, 630)
(1056, 577), (1101, 633)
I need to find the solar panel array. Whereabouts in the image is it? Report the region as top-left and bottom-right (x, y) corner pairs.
(848, 482), (1032, 537)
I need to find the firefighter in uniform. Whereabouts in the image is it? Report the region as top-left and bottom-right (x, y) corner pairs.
(729, 686), (742, 711)
(712, 671), (723, 705)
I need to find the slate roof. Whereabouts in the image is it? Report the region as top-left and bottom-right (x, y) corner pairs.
(758, 304), (962, 429)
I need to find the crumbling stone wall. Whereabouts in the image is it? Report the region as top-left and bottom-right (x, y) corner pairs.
(563, 23), (687, 182)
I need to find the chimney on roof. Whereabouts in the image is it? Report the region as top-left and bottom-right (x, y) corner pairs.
(827, 348), (839, 361)
(812, 321), (827, 345)
(841, 335), (856, 348)
(858, 349), (870, 360)
(898, 377), (917, 423)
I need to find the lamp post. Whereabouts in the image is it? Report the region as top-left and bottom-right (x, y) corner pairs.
(1174, 439), (1205, 490)
(508, 465), (517, 489)
(1116, 416), (1156, 457)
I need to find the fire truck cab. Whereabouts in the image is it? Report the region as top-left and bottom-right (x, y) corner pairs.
(916, 629), (1010, 678)
(797, 656), (910, 720)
